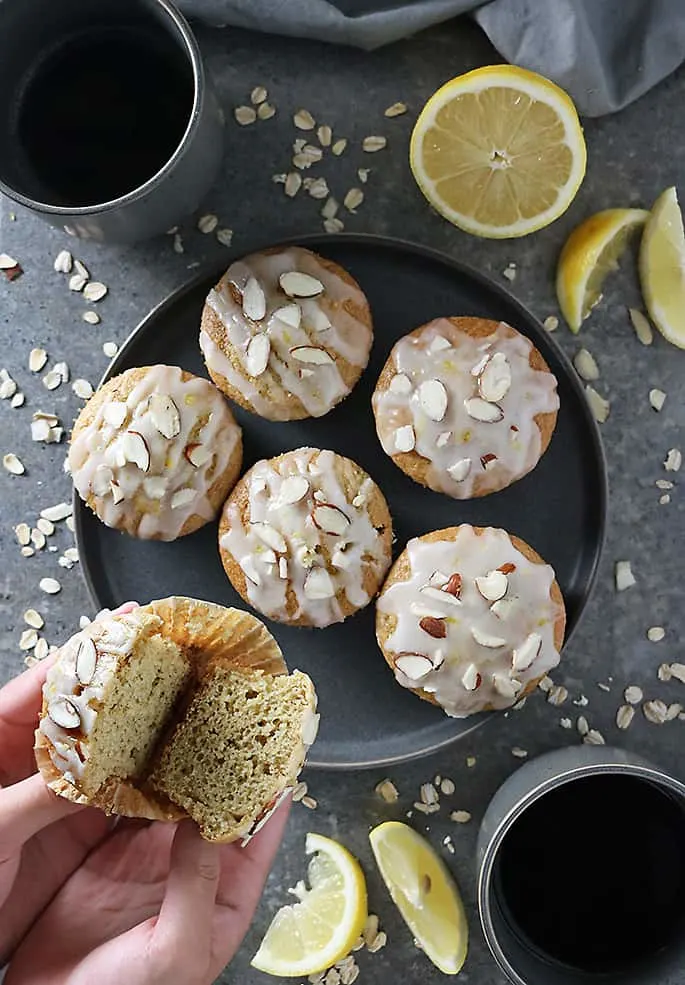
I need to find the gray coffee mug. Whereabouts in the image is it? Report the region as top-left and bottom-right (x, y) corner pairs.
(477, 746), (685, 985)
(0, 0), (224, 243)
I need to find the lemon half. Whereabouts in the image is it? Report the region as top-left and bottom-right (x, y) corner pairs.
(410, 64), (587, 238)
(369, 821), (468, 975)
(251, 832), (367, 977)
(639, 186), (685, 349)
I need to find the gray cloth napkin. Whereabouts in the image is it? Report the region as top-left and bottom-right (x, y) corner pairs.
(178, 0), (685, 116)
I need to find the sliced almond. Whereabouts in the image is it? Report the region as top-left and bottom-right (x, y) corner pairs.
(394, 653), (434, 680)
(242, 277), (267, 321)
(170, 488), (196, 510)
(252, 521), (287, 553)
(429, 335), (452, 353)
(478, 353), (512, 401)
(240, 557), (261, 586)
(447, 458), (471, 482)
(471, 626), (507, 648)
(444, 573), (462, 597)
(419, 616), (447, 639)
(293, 109), (315, 130)
(273, 304), (301, 329)
(303, 567), (335, 600)
(410, 600), (449, 619)
(279, 271), (324, 298)
(665, 448), (682, 472)
(122, 431), (150, 472)
(493, 675), (519, 699)
(110, 482), (125, 505)
(24, 608), (44, 629)
(417, 379), (448, 421)
(573, 348), (600, 382)
(75, 637), (98, 684)
(481, 453), (498, 470)
(246, 334), (271, 376)
(149, 394), (181, 439)
(289, 344), (333, 365)
(628, 307), (653, 345)
(389, 373), (412, 395)
(29, 348), (48, 372)
(103, 402), (127, 428)
(312, 503), (350, 536)
(512, 632), (542, 671)
(585, 385), (610, 423)
(48, 697), (80, 729)
(83, 282), (107, 302)
(308, 307), (331, 332)
(53, 249), (73, 273)
(471, 353), (491, 377)
(464, 397), (504, 423)
(491, 597), (516, 620)
(419, 585), (462, 608)
(649, 388), (666, 412)
(436, 431), (451, 448)
(362, 135), (387, 152)
(394, 424), (415, 453)
(475, 569), (508, 602)
(275, 475), (310, 506)
(3, 453), (25, 475)
(461, 664), (481, 690)
(92, 465), (114, 496)
(615, 560), (636, 591)
(184, 443), (212, 468)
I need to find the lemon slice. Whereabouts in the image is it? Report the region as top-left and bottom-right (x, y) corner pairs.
(369, 821), (468, 975)
(639, 186), (685, 349)
(556, 207), (649, 332)
(410, 64), (587, 238)
(251, 832), (367, 977)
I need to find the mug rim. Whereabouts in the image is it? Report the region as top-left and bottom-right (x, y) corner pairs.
(478, 759), (685, 985)
(0, 0), (204, 216)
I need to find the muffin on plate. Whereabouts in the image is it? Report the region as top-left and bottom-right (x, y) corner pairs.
(35, 597), (319, 843)
(376, 524), (565, 717)
(69, 364), (242, 540)
(199, 245), (373, 421)
(219, 447), (393, 628)
(371, 316), (559, 499)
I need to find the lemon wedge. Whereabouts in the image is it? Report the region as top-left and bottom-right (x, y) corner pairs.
(410, 64), (587, 238)
(251, 832), (367, 977)
(556, 207), (650, 332)
(369, 821), (468, 975)
(639, 186), (685, 349)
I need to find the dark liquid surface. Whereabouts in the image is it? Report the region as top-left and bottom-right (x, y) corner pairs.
(495, 775), (685, 973)
(15, 25), (193, 206)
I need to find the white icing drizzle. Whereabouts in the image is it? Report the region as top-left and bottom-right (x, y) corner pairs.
(201, 247), (372, 419)
(69, 365), (241, 540)
(377, 525), (562, 717)
(39, 616), (139, 782)
(372, 320), (559, 498)
(220, 448), (390, 627)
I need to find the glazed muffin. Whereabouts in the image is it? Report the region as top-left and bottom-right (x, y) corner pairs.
(376, 525), (565, 717)
(69, 365), (242, 540)
(372, 316), (559, 499)
(36, 597), (319, 843)
(200, 246), (373, 421)
(219, 447), (393, 628)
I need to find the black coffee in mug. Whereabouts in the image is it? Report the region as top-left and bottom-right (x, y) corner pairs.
(13, 23), (193, 207)
(493, 774), (685, 974)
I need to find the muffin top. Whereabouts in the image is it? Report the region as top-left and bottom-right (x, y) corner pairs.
(220, 447), (392, 628)
(69, 365), (241, 540)
(376, 525), (564, 717)
(372, 317), (559, 498)
(200, 246), (372, 420)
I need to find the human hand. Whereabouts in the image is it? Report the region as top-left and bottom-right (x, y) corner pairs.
(5, 807), (290, 985)
(2, 600), (290, 984)
(0, 602), (137, 963)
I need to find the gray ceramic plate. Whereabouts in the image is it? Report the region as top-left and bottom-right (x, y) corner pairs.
(75, 234), (607, 770)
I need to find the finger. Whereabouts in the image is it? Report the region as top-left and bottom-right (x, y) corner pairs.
(0, 654), (57, 731)
(208, 798), (291, 974)
(0, 773), (83, 860)
(151, 820), (220, 965)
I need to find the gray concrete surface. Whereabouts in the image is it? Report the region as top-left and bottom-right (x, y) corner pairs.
(1, 16), (684, 985)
